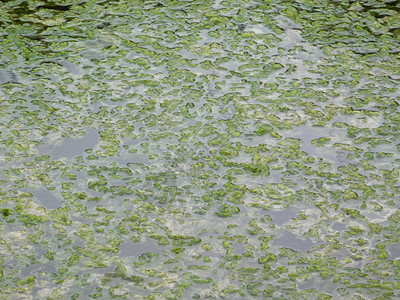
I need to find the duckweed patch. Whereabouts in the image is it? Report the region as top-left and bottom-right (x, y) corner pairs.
(0, 0), (400, 298)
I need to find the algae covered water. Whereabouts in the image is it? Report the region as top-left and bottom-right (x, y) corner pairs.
(0, 0), (400, 298)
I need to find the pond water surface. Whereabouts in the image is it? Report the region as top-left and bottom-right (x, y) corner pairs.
(0, 0), (399, 299)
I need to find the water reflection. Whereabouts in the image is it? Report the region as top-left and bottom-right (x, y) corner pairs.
(267, 206), (299, 226)
(38, 129), (99, 160)
(118, 239), (163, 258)
(30, 188), (61, 210)
(273, 231), (319, 252)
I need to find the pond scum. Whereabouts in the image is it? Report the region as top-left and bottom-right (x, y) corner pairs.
(0, 0), (399, 299)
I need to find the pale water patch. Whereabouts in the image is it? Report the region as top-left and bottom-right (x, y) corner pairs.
(388, 244), (400, 260)
(1, 0), (399, 298)
(38, 129), (99, 160)
(280, 124), (350, 165)
(273, 231), (319, 252)
(0, 69), (18, 84)
(118, 239), (164, 257)
(30, 189), (61, 210)
(266, 206), (300, 226)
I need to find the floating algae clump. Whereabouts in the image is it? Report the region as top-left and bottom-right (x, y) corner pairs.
(0, 0), (399, 298)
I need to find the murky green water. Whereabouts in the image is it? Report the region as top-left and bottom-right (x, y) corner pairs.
(1, 0), (399, 299)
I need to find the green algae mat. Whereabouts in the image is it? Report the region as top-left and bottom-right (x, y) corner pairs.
(1, 0), (400, 299)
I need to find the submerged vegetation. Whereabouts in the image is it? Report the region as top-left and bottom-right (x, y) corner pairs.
(0, 0), (399, 298)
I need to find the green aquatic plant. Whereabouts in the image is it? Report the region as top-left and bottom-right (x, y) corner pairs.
(0, 0), (399, 298)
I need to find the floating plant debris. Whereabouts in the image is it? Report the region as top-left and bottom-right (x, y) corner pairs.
(0, 0), (399, 299)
